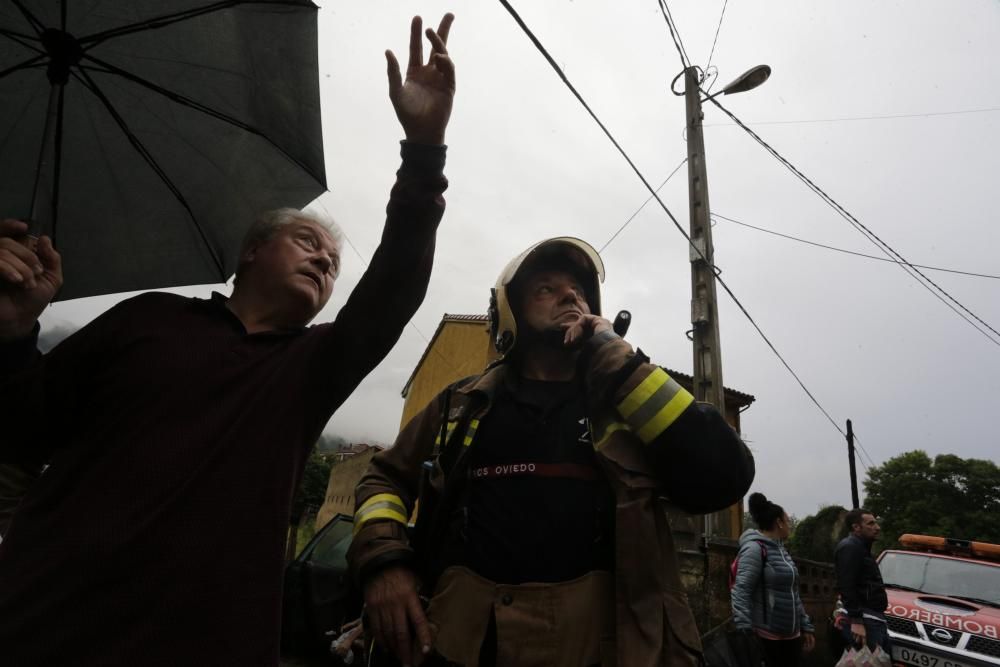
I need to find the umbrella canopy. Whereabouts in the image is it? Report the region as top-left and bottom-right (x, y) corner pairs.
(0, 1), (326, 300)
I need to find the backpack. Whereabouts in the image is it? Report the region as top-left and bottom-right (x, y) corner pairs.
(729, 541), (767, 590)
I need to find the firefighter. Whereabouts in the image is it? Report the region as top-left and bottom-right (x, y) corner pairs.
(349, 238), (755, 666)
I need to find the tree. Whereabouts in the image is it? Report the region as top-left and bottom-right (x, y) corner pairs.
(787, 504), (848, 562)
(286, 447), (335, 560)
(863, 450), (1000, 552)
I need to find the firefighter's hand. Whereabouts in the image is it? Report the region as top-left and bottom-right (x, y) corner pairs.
(802, 632), (815, 653)
(364, 565), (433, 667)
(562, 313), (614, 346)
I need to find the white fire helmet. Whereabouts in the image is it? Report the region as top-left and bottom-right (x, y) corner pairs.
(488, 237), (605, 357)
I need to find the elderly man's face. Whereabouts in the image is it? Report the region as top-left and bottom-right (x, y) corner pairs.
(246, 218), (341, 322)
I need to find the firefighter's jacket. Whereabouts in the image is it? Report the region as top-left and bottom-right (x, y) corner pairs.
(349, 331), (756, 666)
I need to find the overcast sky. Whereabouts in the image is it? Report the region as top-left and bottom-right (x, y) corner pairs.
(42, 1), (1000, 519)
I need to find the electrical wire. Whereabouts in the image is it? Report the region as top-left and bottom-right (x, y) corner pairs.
(498, 0), (854, 444)
(656, 0), (691, 69)
(706, 96), (1000, 348)
(849, 428), (877, 470)
(600, 158), (687, 253)
(703, 106), (1000, 127)
(705, 0), (728, 74)
(711, 212), (1000, 280)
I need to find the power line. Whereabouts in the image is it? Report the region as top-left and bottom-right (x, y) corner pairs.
(705, 0), (728, 73)
(707, 96), (1000, 348)
(497, 0), (854, 445)
(704, 106), (1000, 127)
(712, 212), (1000, 280)
(656, 0), (691, 69)
(600, 158), (687, 253)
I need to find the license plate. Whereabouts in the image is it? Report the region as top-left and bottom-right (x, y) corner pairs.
(893, 645), (971, 667)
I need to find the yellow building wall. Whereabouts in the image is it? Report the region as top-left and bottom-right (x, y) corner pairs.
(399, 320), (497, 430)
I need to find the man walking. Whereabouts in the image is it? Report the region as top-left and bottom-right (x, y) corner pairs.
(350, 237), (755, 666)
(835, 508), (890, 653)
(0, 13), (455, 666)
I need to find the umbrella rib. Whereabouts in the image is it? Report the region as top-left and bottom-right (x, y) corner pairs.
(51, 83), (66, 247)
(82, 54), (324, 185)
(0, 53), (46, 80)
(9, 0), (45, 37)
(79, 1), (316, 48)
(72, 66), (227, 280)
(0, 29), (45, 55)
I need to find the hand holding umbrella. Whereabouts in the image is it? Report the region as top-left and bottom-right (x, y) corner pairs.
(0, 220), (62, 342)
(386, 14), (456, 145)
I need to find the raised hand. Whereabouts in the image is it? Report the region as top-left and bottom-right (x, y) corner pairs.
(386, 13), (456, 145)
(0, 219), (62, 341)
(562, 313), (614, 347)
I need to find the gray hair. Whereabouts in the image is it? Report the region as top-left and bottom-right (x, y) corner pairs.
(235, 207), (344, 282)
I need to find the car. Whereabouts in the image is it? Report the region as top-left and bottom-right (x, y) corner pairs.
(281, 514), (362, 662)
(878, 534), (1000, 667)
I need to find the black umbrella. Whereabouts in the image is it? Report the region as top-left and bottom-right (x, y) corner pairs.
(0, 1), (326, 300)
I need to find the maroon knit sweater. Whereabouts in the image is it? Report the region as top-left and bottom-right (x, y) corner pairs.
(0, 143), (446, 666)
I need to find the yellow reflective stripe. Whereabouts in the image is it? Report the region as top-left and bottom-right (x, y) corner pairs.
(462, 419), (480, 447)
(353, 508), (408, 535)
(617, 368), (670, 419)
(594, 421), (630, 449)
(635, 389), (694, 444)
(434, 421), (458, 446)
(356, 493), (405, 515)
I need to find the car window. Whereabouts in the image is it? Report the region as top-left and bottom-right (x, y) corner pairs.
(881, 552), (1000, 605)
(305, 520), (353, 568)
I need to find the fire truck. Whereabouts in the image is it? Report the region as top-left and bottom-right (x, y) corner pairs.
(878, 534), (1000, 667)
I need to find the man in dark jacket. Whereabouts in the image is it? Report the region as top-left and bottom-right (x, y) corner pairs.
(350, 238), (755, 666)
(0, 13), (455, 666)
(834, 508), (890, 652)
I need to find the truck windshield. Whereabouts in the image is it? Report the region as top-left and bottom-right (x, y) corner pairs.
(880, 551), (1000, 607)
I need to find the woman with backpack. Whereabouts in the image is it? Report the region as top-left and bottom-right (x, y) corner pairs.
(731, 492), (815, 666)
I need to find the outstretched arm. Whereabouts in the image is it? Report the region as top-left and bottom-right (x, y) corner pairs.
(308, 15), (456, 413)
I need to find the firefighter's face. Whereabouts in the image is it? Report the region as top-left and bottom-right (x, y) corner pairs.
(517, 269), (591, 335)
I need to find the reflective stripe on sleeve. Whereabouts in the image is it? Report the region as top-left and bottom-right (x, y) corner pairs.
(616, 368), (694, 444)
(353, 493), (408, 535)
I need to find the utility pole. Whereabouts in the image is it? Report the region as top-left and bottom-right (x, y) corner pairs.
(846, 419), (860, 508)
(678, 64), (770, 544)
(685, 66), (725, 541)
(685, 66), (726, 412)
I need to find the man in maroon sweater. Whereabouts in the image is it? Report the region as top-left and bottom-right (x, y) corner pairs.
(0, 13), (455, 666)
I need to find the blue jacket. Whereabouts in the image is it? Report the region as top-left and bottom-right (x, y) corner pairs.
(731, 529), (814, 636)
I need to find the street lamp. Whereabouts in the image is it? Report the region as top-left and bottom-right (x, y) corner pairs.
(681, 63), (769, 539)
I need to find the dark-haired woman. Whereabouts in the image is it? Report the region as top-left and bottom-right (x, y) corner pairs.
(732, 493), (815, 666)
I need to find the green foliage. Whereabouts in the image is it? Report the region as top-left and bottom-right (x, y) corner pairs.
(290, 447), (335, 524)
(863, 450), (1000, 552)
(787, 504), (848, 562)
